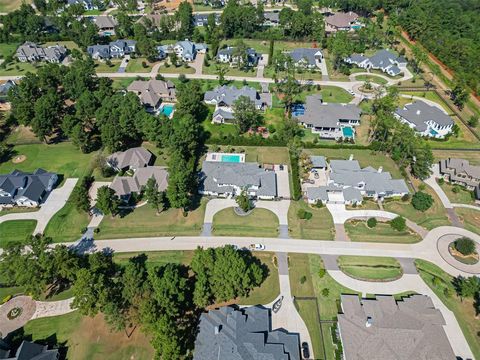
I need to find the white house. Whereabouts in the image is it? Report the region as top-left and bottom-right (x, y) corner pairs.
(217, 47), (260, 67)
(344, 49), (407, 76)
(286, 48), (323, 70)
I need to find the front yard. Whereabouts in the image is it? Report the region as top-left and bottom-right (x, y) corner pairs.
(203, 63), (257, 77)
(44, 200), (90, 243)
(337, 256), (403, 282)
(158, 64), (195, 74)
(439, 182), (475, 204)
(288, 200), (334, 240)
(212, 208), (279, 237)
(0, 220), (37, 248)
(344, 220), (421, 244)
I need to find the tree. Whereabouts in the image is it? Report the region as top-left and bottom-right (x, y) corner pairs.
(176, 1), (194, 40)
(236, 190), (252, 212)
(454, 237), (476, 256)
(450, 82), (469, 110)
(367, 218), (377, 228)
(215, 63), (228, 85)
(70, 176), (94, 213)
(390, 216), (406, 231)
(232, 96), (262, 133)
(453, 276), (480, 300)
(166, 152), (196, 210)
(32, 91), (63, 142)
(175, 81), (206, 119)
(145, 177), (166, 214)
(468, 115), (479, 128)
(411, 191), (433, 211)
(95, 186), (120, 217)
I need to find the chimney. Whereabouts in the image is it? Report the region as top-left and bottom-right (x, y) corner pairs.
(349, 154), (354, 161)
(366, 316), (373, 328)
(377, 166), (383, 173)
(214, 325), (221, 335)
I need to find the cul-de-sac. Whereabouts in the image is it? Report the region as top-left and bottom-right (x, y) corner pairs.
(0, 0), (479, 359)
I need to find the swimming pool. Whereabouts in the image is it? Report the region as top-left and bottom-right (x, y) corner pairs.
(342, 126), (354, 138)
(351, 25), (362, 30)
(429, 128), (439, 136)
(221, 154), (242, 163)
(160, 104), (175, 117)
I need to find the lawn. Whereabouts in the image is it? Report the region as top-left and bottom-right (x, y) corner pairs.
(0, 143), (96, 179)
(0, 0), (28, 12)
(0, 206), (39, 216)
(158, 64), (195, 74)
(337, 256), (403, 282)
(415, 259), (480, 359)
(44, 200), (90, 243)
(0, 43), (20, 58)
(264, 66), (324, 81)
(111, 77), (138, 90)
(220, 39), (319, 54)
(0, 220), (36, 248)
(433, 150), (480, 165)
(294, 85), (353, 104)
(96, 199), (207, 239)
(344, 220), (421, 244)
(209, 145), (290, 164)
(0, 61), (39, 76)
(113, 250), (193, 268)
(125, 58), (157, 73)
(94, 60), (121, 73)
(455, 208), (480, 235)
(439, 182), (475, 204)
(44, 41), (79, 51)
(203, 63), (257, 78)
(354, 74), (388, 85)
(212, 208), (279, 237)
(288, 200), (334, 240)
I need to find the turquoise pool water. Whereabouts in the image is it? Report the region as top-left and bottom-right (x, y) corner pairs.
(429, 128), (439, 136)
(160, 104), (175, 117)
(221, 154), (241, 163)
(352, 25), (362, 30)
(342, 127), (354, 138)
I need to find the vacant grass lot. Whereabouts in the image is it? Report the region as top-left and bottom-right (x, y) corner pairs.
(44, 201), (90, 243)
(220, 39), (319, 54)
(439, 182), (475, 204)
(97, 200), (207, 239)
(337, 256), (403, 282)
(94, 59), (122, 73)
(0, 220), (36, 248)
(125, 58), (157, 73)
(0, 61), (39, 76)
(288, 201), (334, 240)
(456, 208), (480, 235)
(415, 259), (480, 359)
(212, 208), (279, 237)
(294, 85), (353, 104)
(0, 42), (20, 58)
(111, 77), (138, 90)
(44, 41), (79, 50)
(158, 64), (195, 74)
(345, 220), (421, 244)
(203, 63), (256, 77)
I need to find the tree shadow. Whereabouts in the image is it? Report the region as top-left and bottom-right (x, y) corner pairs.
(3, 328), (68, 359)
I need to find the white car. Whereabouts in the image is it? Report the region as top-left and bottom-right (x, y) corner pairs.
(348, 89), (355, 95)
(250, 243), (266, 251)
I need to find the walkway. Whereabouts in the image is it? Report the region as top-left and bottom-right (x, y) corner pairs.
(0, 179), (78, 235)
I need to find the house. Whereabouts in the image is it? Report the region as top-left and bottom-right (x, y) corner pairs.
(174, 40), (207, 62)
(310, 155), (326, 170)
(295, 95), (361, 140)
(193, 13), (220, 27)
(137, 14), (166, 28)
(0, 341), (59, 360)
(475, 186), (480, 201)
(110, 166), (168, 201)
(306, 158), (409, 205)
(67, 0), (97, 11)
(0, 169), (58, 207)
(263, 11), (280, 26)
(204, 85), (271, 124)
(94, 16), (118, 36)
(439, 158), (480, 190)
(107, 147), (153, 172)
(193, 306), (300, 360)
(338, 295), (456, 360)
(199, 161), (277, 200)
(325, 11), (359, 32)
(87, 40), (136, 60)
(394, 100), (454, 138)
(0, 80), (16, 100)
(217, 46), (260, 67)
(15, 42), (67, 63)
(344, 49), (407, 76)
(127, 79), (176, 111)
(286, 48), (323, 69)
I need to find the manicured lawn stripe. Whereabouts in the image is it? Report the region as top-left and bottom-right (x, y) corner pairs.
(0, 220), (36, 248)
(212, 208), (279, 237)
(345, 220), (421, 244)
(338, 256), (403, 282)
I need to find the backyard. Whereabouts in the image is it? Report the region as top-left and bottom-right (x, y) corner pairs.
(288, 201), (334, 240)
(344, 220), (421, 244)
(212, 208), (279, 237)
(0, 220), (36, 248)
(337, 256), (403, 282)
(209, 145), (290, 164)
(0, 61), (39, 76)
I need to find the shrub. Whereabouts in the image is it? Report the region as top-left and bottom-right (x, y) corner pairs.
(452, 186), (460, 193)
(141, 61), (148, 68)
(390, 216), (406, 231)
(418, 183), (426, 191)
(314, 200), (324, 208)
(304, 211), (313, 220)
(94, 228), (100, 234)
(411, 191), (433, 211)
(300, 275), (307, 284)
(401, 193), (410, 202)
(318, 268), (326, 278)
(322, 288), (330, 297)
(297, 208), (306, 219)
(454, 237), (476, 256)
(437, 177), (445, 185)
(367, 217), (377, 228)
(443, 287), (451, 298)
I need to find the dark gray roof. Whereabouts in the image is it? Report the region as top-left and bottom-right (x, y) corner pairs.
(0, 169), (56, 204)
(394, 100), (454, 132)
(193, 306), (300, 360)
(287, 48), (322, 66)
(263, 12), (280, 22)
(213, 108), (235, 120)
(310, 155), (326, 168)
(204, 85), (263, 108)
(0, 80), (16, 96)
(338, 295), (456, 360)
(368, 49), (400, 68)
(8, 341), (58, 360)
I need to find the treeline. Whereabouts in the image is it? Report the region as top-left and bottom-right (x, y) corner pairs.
(0, 235), (267, 359)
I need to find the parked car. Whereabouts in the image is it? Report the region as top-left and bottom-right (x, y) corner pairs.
(272, 296), (283, 313)
(348, 89), (355, 95)
(314, 172), (319, 179)
(249, 243), (265, 251)
(301, 342), (310, 359)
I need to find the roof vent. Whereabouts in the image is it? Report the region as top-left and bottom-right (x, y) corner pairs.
(377, 166), (383, 173)
(349, 154), (354, 161)
(214, 325), (222, 335)
(366, 316), (373, 328)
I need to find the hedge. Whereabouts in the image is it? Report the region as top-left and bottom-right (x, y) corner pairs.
(289, 150), (302, 200)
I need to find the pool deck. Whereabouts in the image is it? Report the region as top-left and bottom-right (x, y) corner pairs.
(205, 152), (246, 163)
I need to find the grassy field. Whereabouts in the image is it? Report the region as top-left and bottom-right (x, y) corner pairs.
(125, 58), (157, 73)
(158, 64), (195, 74)
(415, 259), (480, 359)
(212, 208), (279, 237)
(44, 200), (90, 243)
(439, 182), (475, 204)
(0, 220), (36, 248)
(0, 43), (20, 58)
(44, 41), (79, 51)
(345, 220), (421, 244)
(288, 200), (334, 240)
(97, 199), (207, 239)
(0, 61), (39, 76)
(337, 256), (403, 282)
(354, 74), (388, 85)
(94, 60), (122, 73)
(111, 77), (138, 90)
(432, 150), (480, 165)
(294, 85), (353, 104)
(220, 39), (319, 54)
(456, 208), (480, 235)
(0, 0), (30, 12)
(0, 206), (39, 216)
(0, 143), (96, 179)
(264, 66), (324, 81)
(203, 63), (257, 77)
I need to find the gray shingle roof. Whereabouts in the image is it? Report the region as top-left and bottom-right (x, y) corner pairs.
(310, 155), (326, 168)
(94, 16), (118, 29)
(325, 11), (358, 28)
(15, 42), (67, 62)
(8, 340), (58, 360)
(194, 306), (300, 360)
(110, 166), (168, 197)
(394, 100), (454, 132)
(204, 85), (263, 108)
(127, 79), (176, 107)
(0, 169), (56, 205)
(295, 96), (361, 128)
(338, 295), (456, 360)
(287, 48), (322, 66)
(107, 147), (152, 171)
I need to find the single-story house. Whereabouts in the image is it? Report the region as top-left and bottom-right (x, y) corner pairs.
(204, 85), (271, 124)
(338, 295), (456, 360)
(295, 95), (361, 140)
(94, 16), (118, 36)
(127, 79), (176, 111)
(107, 147), (153, 172)
(0, 340), (59, 360)
(263, 11), (280, 26)
(217, 47), (260, 67)
(199, 161), (277, 200)
(15, 42), (67, 63)
(394, 100), (454, 138)
(110, 166), (168, 201)
(286, 48), (323, 69)
(344, 49), (407, 76)
(325, 11), (359, 32)
(67, 0), (97, 10)
(87, 40), (136, 60)
(193, 306), (300, 360)
(439, 158), (480, 190)
(0, 169), (58, 207)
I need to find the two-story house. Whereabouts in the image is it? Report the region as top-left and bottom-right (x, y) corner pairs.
(217, 47), (260, 67)
(344, 49), (407, 76)
(15, 42), (67, 63)
(87, 40), (136, 60)
(439, 158), (480, 190)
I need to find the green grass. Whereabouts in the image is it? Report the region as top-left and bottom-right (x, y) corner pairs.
(0, 61), (40, 75)
(158, 64), (195, 74)
(125, 58), (157, 73)
(415, 259), (480, 359)
(294, 85), (354, 104)
(0, 0), (28, 12)
(439, 182), (475, 204)
(288, 200), (334, 240)
(111, 77), (139, 90)
(220, 39), (319, 55)
(0, 143), (96, 179)
(203, 63), (257, 77)
(264, 66), (324, 81)
(337, 256), (403, 282)
(209, 145), (290, 164)
(44, 41), (79, 51)
(0, 220), (36, 248)
(345, 220), (421, 244)
(113, 250), (193, 268)
(456, 208), (480, 235)
(44, 200), (90, 243)
(212, 208), (279, 237)
(97, 199), (206, 239)
(0, 42), (20, 58)
(94, 60), (121, 73)
(354, 74), (388, 85)
(0, 206), (39, 216)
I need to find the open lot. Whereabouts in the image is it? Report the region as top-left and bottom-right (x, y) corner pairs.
(337, 256), (403, 282)
(212, 208), (279, 237)
(44, 200), (90, 243)
(0, 220), (36, 248)
(203, 63), (256, 77)
(125, 58), (158, 73)
(158, 64), (195, 74)
(433, 150), (480, 165)
(294, 85), (353, 104)
(94, 60), (121, 73)
(288, 201), (334, 240)
(345, 220), (421, 244)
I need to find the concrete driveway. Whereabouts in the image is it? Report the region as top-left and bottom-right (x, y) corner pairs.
(117, 55), (130, 73)
(256, 54), (268, 79)
(191, 53), (204, 75)
(0, 178), (78, 235)
(275, 165), (291, 199)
